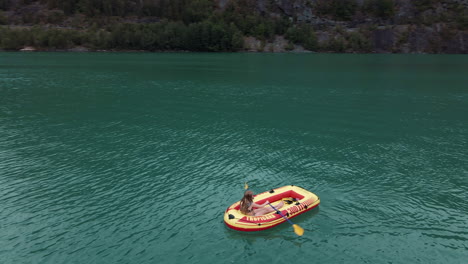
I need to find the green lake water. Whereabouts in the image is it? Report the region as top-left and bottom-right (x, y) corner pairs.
(0, 53), (467, 264)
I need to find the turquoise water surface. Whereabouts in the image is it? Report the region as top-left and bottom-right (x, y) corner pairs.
(0, 53), (467, 263)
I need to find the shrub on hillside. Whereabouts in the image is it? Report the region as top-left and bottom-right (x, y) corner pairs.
(314, 0), (358, 21)
(285, 24), (318, 51)
(363, 0), (395, 18)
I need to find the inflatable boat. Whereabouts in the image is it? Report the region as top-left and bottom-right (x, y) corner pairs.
(224, 185), (320, 232)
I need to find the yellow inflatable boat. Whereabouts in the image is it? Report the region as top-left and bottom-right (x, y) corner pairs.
(224, 185), (320, 232)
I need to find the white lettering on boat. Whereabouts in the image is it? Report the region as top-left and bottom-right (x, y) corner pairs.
(245, 214), (277, 223)
(286, 198), (315, 216)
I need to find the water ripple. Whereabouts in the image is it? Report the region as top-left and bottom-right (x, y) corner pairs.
(1, 53), (468, 264)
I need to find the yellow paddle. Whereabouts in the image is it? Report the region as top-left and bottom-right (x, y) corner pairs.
(244, 182), (304, 236)
(268, 202), (304, 236)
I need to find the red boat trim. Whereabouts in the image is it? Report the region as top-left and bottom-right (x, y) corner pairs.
(225, 202), (319, 232)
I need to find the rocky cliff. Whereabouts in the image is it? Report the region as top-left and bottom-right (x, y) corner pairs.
(1, 0), (467, 53)
(218, 0), (468, 53)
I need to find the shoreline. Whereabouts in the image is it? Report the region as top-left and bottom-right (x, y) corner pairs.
(1, 48), (465, 54)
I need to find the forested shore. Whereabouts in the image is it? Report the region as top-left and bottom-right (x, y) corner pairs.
(1, 0), (467, 53)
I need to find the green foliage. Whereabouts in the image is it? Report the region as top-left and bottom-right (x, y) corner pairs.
(47, 10), (65, 24)
(0, 26), (84, 50)
(457, 11), (468, 30)
(0, 0), (10, 11)
(413, 0), (435, 13)
(183, 0), (214, 23)
(397, 30), (409, 46)
(363, 0), (395, 18)
(0, 19), (241, 52)
(327, 36), (346, 52)
(184, 21), (244, 51)
(0, 0), (249, 52)
(46, 0), (78, 15)
(0, 11), (7, 24)
(285, 24), (318, 51)
(273, 18), (291, 36)
(229, 23), (244, 51)
(346, 31), (372, 52)
(43, 0), (216, 19)
(314, 0), (358, 21)
(221, 0), (285, 39)
(0, 28), (22, 49)
(0, 0), (462, 54)
(48, 29), (70, 48)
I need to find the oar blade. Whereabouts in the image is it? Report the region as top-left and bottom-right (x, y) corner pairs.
(293, 224), (304, 236)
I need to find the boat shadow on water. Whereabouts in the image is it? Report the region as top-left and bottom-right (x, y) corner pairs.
(224, 206), (320, 243)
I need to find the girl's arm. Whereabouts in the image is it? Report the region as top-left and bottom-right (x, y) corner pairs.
(252, 200), (270, 208)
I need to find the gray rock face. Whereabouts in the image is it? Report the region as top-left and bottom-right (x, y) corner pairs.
(373, 29), (395, 52)
(408, 27), (434, 53)
(216, 0), (316, 21)
(217, 0), (231, 9)
(274, 0), (315, 22)
(215, 0), (468, 53)
(394, 0), (416, 24)
(68, 46), (89, 52)
(444, 32), (468, 53)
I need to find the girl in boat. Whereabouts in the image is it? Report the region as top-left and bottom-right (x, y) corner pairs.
(239, 190), (284, 216)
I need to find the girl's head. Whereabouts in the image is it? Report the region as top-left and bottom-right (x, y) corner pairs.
(240, 190), (254, 215)
(243, 190), (253, 200)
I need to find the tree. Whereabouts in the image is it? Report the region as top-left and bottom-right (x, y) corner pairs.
(0, 0), (11, 11)
(315, 0), (358, 21)
(363, 0), (395, 18)
(0, 11), (7, 24)
(183, 0), (213, 23)
(285, 24), (318, 50)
